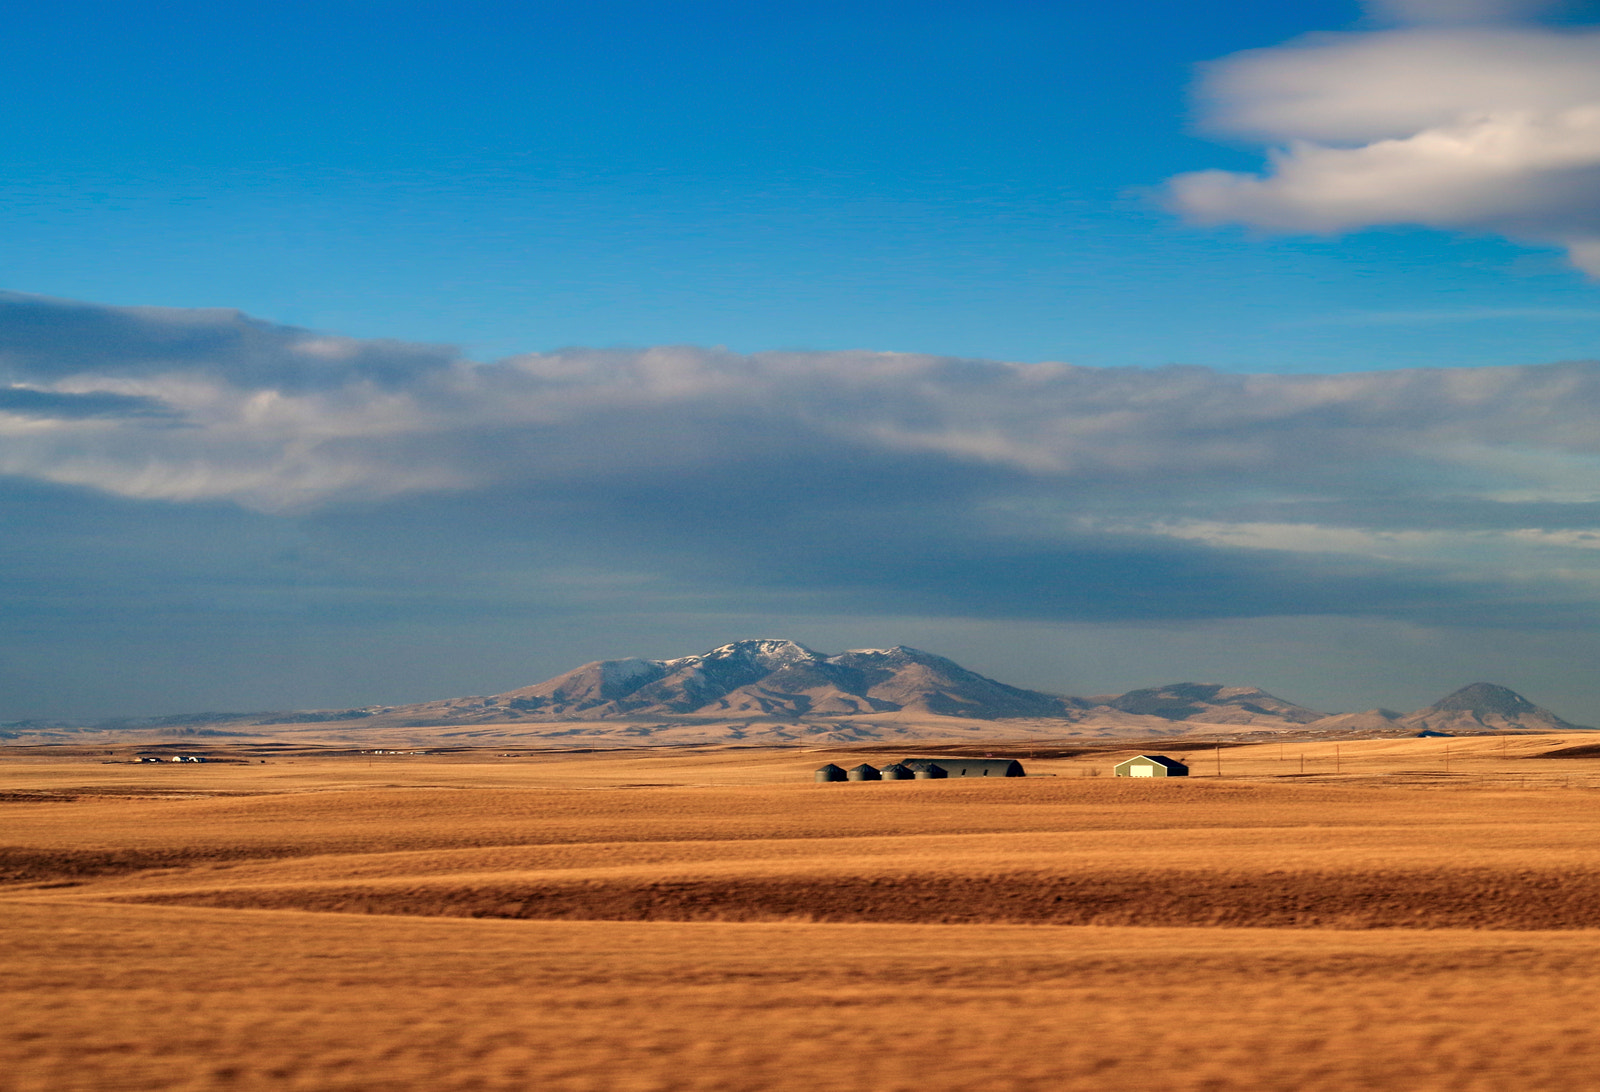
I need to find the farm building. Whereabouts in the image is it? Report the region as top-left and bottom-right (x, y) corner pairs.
(816, 758), (1026, 782)
(902, 757), (1024, 778)
(1114, 755), (1188, 778)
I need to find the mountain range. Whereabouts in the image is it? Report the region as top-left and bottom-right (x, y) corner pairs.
(498, 640), (1079, 720)
(308, 639), (1587, 743)
(7, 639), (1585, 746)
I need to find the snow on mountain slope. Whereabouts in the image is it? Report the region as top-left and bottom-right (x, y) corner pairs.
(347, 643), (1592, 744)
(479, 640), (1083, 721)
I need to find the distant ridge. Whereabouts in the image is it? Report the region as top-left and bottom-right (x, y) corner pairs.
(1104, 683), (1323, 725)
(322, 640), (1348, 744)
(6, 643), (1590, 747)
(332, 653), (1595, 741)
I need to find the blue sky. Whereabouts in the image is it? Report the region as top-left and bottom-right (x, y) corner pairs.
(7, 0), (1600, 369)
(5, 0), (1600, 723)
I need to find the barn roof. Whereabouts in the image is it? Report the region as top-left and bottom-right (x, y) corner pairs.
(1116, 754), (1187, 770)
(900, 757), (1025, 776)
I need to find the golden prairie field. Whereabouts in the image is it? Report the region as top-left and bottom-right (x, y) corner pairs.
(6, 732), (1600, 1090)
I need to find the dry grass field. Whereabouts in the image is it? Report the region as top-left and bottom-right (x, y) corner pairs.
(6, 732), (1600, 1090)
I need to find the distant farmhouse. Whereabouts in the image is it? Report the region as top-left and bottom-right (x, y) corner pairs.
(1114, 755), (1187, 778)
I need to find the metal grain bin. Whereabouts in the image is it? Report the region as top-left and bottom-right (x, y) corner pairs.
(847, 763), (881, 781)
(814, 763), (848, 782)
(910, 762), (947, 780)
(879, 762), (914, 780)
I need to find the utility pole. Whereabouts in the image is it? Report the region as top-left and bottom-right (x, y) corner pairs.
(1335, 744), (1340, 774)
(1216, 745), (1222, 777)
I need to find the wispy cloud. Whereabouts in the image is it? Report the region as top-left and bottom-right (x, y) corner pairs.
(0, 387), (176, 420)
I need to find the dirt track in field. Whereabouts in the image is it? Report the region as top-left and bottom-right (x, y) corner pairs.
(118, 865), (1600, 929)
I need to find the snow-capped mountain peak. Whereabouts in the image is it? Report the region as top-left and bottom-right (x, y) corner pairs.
(484, 639), (1076, 721)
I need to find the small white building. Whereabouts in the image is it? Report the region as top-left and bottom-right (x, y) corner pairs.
(1113, 754), (1188, 778)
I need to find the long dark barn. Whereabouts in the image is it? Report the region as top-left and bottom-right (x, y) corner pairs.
(901, 757), (1025, 778)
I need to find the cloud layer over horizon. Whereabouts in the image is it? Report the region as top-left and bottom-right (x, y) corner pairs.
(4, 291), (1600, 635)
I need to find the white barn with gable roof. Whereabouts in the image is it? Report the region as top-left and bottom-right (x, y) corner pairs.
(1113, 754), (1188, 778)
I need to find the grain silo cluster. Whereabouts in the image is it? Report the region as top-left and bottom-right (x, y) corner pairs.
(815, 757), (1026, 782)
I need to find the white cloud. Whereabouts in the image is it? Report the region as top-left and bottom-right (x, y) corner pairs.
(5, 295), (1600, 524)
(1168, 24), (1600, 274)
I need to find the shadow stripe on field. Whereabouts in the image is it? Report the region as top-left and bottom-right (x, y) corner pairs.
(115, 869), (1600, 929)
